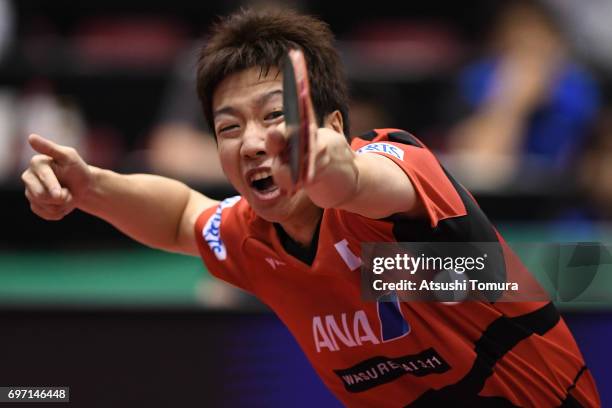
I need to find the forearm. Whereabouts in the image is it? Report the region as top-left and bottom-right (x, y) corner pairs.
(305, 142), (359, 210)
(79, 167), (193, 252)
(337, 154), (419, 218)
(307, 152), (419, 219)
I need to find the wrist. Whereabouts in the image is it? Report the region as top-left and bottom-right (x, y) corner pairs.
(332, 157), (360, 209)
(79, 165), (106, 212)
(306, 151), (359, 209)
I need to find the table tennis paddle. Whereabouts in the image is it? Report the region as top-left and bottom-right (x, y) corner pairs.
(282, 48), (315, 190)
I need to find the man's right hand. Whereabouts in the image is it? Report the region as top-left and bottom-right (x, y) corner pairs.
(21, 134), (93, 221)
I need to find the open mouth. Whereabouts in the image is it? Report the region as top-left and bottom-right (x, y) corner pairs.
(252, 175), (276, 193)
(248, 169), (280, 197)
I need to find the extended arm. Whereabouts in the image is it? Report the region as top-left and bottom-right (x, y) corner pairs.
(22, 134), (217, 256)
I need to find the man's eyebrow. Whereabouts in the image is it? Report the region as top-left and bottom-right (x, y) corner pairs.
(213, 89), (283, 119)
(213, 106), (238, 118)
(255, 89), (283, 106)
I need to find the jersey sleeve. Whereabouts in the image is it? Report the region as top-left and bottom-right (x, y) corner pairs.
(351, 129), (466, 227)
(193, 196), (254, 293)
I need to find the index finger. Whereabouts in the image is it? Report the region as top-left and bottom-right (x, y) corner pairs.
(28, 134), (72, 164)
(36, 164), (63, 199)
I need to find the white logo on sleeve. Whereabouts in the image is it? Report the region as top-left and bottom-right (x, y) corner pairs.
(202, 196), (241, 261)
(356, 143), (404, 161)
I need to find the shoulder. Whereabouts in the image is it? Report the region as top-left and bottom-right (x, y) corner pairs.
(193, 195), (259, 293)
(351, 129), (467, 228)
(195, 195), (254, 262)
(351, 128), (425, 149)
(351, 128), (430, 164)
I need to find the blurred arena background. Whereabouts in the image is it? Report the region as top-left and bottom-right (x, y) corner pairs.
(1, 0), (611, 406)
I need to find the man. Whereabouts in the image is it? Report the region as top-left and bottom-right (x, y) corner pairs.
(22, 7), (599, 407)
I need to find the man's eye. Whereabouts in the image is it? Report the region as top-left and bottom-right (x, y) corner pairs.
(219, 124), (239, 133)
(265, 110), (284, 121)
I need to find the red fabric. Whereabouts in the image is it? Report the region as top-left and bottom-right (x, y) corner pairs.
(194, 129), (599, 406)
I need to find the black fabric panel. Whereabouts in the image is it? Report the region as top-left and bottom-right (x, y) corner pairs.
(558, 394), (586, 408)
(390, 167), (499, 243)
(389, 166), (507, 300)
(409, 395), (520, 408)
(273, 218), (322, 266)
(388, 131), (424, 148)
(407, 302), (561, 407)
(558, 366), (588, 408)
(357, 130), (378, 141)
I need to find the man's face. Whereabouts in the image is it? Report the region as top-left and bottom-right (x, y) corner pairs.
(212, 66), (310, 222)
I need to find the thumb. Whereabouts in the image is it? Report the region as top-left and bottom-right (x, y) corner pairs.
(28, 134), (73, 164)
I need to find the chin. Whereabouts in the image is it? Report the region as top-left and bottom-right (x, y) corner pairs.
(250, 204), (290, 223)
(256, 211), (284, 223)
(249, 193), (302, 223)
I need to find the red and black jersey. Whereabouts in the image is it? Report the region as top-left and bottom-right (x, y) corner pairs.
(195, 129), (600, 407)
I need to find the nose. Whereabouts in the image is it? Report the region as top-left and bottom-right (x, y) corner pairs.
(240, 122), (267, 159)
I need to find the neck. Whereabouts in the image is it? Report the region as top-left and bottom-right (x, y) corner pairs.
(279, 202), (322, 246)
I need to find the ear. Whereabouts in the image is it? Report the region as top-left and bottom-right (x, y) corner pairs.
(323, 110), (344, 135)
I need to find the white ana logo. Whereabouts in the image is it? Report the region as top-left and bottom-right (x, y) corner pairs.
(265, 257), (285, 270)
(312, 310), (380, 353)
(203, 196), (241, 260)
(356, 142), (405, 161)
